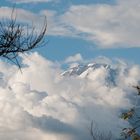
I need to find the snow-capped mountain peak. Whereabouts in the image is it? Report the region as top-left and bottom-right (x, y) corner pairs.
(61, 62), (117, 86)
(62, 63), (110, 76)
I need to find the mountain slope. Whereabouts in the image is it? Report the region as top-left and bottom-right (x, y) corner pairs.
(61, 62), (118, 86)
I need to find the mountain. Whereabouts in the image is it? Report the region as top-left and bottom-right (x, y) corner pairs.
(61, 62), (118, 86)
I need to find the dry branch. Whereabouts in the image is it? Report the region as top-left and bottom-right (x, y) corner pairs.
(0, 9), (47, 68)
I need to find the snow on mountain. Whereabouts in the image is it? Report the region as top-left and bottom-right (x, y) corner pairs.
(61, 62), (118, 86)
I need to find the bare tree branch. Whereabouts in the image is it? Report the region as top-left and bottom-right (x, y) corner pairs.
(0, 8), (47, 68)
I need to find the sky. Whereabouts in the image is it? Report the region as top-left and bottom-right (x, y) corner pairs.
(0, 0), (140, 64)
(1, 0), (140, 140)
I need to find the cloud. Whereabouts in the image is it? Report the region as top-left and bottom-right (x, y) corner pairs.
(0, 7), (75, 37)
(61, 0), (140, 47)
(65, 53), (83, 63)
(1, 0), (140, 48)
(0, 7), (44, 26)
(0, 52), (140, 139)
(7, 0), (57, 4)
(40, 10), (78, 36)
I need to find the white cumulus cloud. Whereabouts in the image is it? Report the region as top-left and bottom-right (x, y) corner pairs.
(7, 0), (57, 4)
(65, 53), (83, 63)
(0, 52), (140, 140)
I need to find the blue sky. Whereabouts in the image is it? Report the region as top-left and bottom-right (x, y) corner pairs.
(1, 0), (140, 64)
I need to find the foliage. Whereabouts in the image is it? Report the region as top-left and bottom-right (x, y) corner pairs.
(121, 86), (140, 140)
